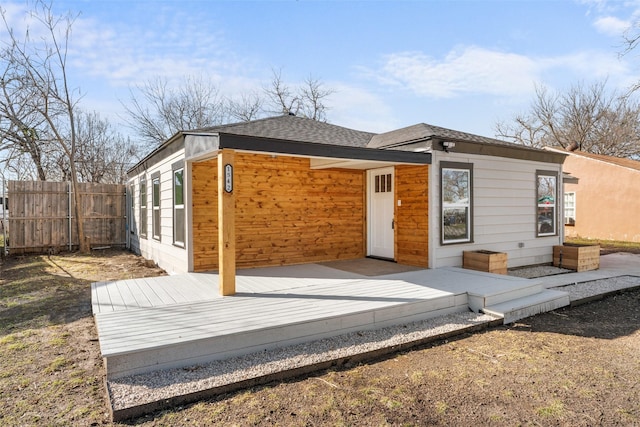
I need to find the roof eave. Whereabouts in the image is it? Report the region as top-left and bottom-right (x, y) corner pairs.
(436, 137), (568, 164)
(219, 133), (431, 164)
(127, 131), (186, 177)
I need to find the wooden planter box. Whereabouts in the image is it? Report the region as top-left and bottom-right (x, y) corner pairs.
(553, 244), (600, 272)
(463, 250), (508, 275)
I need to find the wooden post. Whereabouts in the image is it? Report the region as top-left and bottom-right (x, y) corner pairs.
(218, 149), (236, 295)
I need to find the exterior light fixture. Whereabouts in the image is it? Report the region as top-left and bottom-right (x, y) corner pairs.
(442, 141), (456, 152)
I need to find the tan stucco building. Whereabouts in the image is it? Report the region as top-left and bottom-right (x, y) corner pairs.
(548, 149), (640, 243)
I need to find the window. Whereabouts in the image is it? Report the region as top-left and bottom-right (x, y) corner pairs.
(173, 161), (185, 247)
(441, 162), (472, 244)
(139, 177), (147, 238)
(129, 182), (136, 235)
(374, 173), (392, 193)
(564, 192), (576, 226)
(537, 171), (557, 236)
(152, 172), (161, 241)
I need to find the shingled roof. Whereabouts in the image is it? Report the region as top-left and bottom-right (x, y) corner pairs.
(368, 122), (510, 149)
(192, 114), (376, 148)
(192, 115), (527, 152)
(129, 115), (564, 176)
(563, 150), (640, 172)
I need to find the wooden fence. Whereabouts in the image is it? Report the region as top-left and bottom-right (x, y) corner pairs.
(7, 180), (126, 254)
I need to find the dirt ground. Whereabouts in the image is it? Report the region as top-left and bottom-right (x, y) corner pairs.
(1, 249), (639, 426)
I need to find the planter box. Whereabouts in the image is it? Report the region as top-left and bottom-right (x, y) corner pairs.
(463, 250), (508, 275)
(553, 244), (600, 272)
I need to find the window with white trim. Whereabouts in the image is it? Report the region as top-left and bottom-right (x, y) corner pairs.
(139, 177), (147, 238)
(564, 192), (576, 226)
(129, 182), (136, 235)
(152, 173), (161, 241)
(173, 165), (185, 247)
(537, 171), (557, 236)
(441, 162), (473, 244)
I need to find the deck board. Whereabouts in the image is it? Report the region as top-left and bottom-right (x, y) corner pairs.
(137, 278), (179, 306)
(133, 279), (166, 307)
(107, 281), (128, 311)
(92, 261), (566, 379)
(130, 279), (156, 307)
(95, 278), (455, 356)
(91, 281), (112, 314)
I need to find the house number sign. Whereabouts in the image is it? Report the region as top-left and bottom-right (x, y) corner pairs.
(224, 164), (233, 193)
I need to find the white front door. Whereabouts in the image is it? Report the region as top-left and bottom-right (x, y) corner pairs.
(367, 167), (395, 259)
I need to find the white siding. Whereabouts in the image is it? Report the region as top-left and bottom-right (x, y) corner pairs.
(127, 148), (189, 274)
(126, 181), (138, 253)
(430, 151), (563, 269)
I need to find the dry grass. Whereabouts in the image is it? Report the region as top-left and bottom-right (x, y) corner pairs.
(565, 237), (640, 254)
(1, 249), (639, 426)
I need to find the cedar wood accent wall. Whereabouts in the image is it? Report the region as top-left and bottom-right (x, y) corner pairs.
(192, 153), (366, 271)
(192, 158), (219, 270)
(395, 165), (429, 267)
(192, 154), (430, 271)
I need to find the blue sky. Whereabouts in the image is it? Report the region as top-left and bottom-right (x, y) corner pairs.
(3, 0), (640, 139)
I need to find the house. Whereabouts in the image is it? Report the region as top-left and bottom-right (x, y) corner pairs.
(546, 148), (640, 243)
(126, 115), (567, 293)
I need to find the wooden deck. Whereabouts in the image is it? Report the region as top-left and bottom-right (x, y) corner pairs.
(92, 260), (569, 379)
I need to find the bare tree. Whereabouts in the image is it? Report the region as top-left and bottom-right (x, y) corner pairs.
(263, 69), (334, 122)
(495, 81), (640, 158)
(0, 63), (50, 180)
(0, 1), (90, 251)
(263, 69), (301, 116)
(125, 70), (336, 145)
(70, 111), (138, 184)
(1, 149), (44, 181)
(123, 75), (227, 148)
(298, 75), (334, 122)
(227, 91), (264, 122)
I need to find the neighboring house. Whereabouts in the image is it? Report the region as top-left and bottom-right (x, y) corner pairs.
(126, 115), (566, 283)
(546, 148), (640, 243)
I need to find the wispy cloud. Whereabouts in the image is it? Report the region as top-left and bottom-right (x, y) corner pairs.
(582, 0), (640, 38)
(1, 1), (240, 88)
(593, 15), (631, 36)
(363, 45), (632, 100)
(365, 47), (539, 99)
(327, 83), (397, 133)
(68, 16), (238, 88)
(543, 50), (629, 80)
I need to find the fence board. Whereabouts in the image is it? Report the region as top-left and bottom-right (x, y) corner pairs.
(7, 181), (126, 254)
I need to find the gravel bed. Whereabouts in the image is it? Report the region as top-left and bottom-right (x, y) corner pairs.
(550, 275), (640, 302)
(108, 311), (495, 411)
(108, 274), (640, 414)
(508, 265), (572, 278)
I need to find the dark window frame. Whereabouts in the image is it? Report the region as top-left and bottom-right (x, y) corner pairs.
(536, 170), (558, 237)
(440, 161), (474, 245)
(172, 160), (185, 248)
(151, 171), (161, 241)
(129, 182), (136, 235)
(139, 176), (147, 239)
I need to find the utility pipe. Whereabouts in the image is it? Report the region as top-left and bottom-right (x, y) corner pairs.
(2, 177), (6, 257)
(68, 181), (72, 251)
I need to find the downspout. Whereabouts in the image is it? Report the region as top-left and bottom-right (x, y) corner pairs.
(68, 181), (72, 252)
(125, 186), (130, 249)
(2, 176), (6, 257)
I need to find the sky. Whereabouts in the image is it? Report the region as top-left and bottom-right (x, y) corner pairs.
(3, 0), (640, 141)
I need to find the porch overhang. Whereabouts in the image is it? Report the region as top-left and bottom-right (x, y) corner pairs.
(431, 137), (568, 164)
(184, 132), (431, 166)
